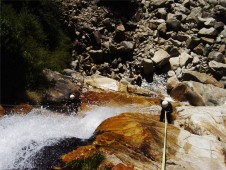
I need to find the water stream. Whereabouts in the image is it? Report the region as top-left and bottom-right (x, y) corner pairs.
(0, 106), (137, 169)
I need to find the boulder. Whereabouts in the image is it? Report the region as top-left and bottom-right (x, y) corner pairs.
(170, 81), (226, 106)
(181, 70), (224, 88)
(61, 112), (226, 170)
(175, 105), (226, 142)
(43, 69), (83, 104)
(208, 60), (226, 79)
(152, 49), (170, 67)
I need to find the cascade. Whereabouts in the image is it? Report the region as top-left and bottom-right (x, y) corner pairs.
(0, 106), (135, 169)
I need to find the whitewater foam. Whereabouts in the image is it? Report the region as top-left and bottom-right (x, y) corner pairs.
(0, 106), (133, 169)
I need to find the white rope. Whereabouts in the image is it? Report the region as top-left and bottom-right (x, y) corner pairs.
(161, 111), (167, 170)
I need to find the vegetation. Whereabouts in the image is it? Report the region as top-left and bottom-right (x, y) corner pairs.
(64, 153), (105, 170)
(1, 0), (72, 103)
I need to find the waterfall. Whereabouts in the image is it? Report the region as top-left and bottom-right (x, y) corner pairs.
(0, 106), (134, 169)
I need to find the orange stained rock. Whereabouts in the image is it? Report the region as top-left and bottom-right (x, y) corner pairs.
(112, 163), (134, 170)
(12, 104), (33, 114)
(80, 90), (161, 108)
(61, 113), (180, 168)
(0, 105), (5, 117)
(61, 145), (96, 163)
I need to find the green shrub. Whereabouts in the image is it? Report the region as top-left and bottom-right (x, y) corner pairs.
(65, 153), (105, 170)
(1, 0), (72, 103)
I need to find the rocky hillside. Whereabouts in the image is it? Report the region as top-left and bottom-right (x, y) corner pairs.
(61, 0), (226, 90)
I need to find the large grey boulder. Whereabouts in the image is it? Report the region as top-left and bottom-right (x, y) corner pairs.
(170, 81), (226, 106)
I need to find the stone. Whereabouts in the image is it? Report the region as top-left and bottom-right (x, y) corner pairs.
(179, 52), (192, 67)
(219, 76), (226, 88)
(63, 69), (77, 76)
(200, 37), (215, 44)
(166, 18), (181, 31)
(198, 17), (215, 27)
(186, 7), (202, 22)
(208, 51), (224, 63)
(150, 0), (173, 7)
(166, 75), (179, 92)
(181, 70), (224, 88)
(152, 49), (170, 67)
(186, 37), (201, 49)
(198, 27), (218, 38)
(170, 81), (226, 106)
(120, 41), (134, 51)
(142, 59), (155, 75)
(175, 105), (226, 141)
(0, 105), (5, 117)
(84, 75), (128, 92)
(169, 57), (180, 70)
(89, 50), (104, 62)
(43, 69), (83, 104)
(11, 104), (33, 114)
(193, 43), (205, 55)
(208, 60), (226, 79)
(116, 24), (125, 32)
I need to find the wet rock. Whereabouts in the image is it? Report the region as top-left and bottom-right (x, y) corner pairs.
(181, 70), (224, 88)
(10, 104), (33, 114)
(152, 49), (170, 67)
(170, 81), (226, 106)
(0, 105), (5, 117)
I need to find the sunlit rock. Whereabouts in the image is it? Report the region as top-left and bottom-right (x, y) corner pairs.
(61, 112), (226, 169)
(84, 74), (128, 92)
(181, 70), (224, 88)
(84, 74), (159, 97)
(170, 81), (226, 106)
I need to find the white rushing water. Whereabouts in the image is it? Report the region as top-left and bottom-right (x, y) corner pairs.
(0, 106), (134, 169)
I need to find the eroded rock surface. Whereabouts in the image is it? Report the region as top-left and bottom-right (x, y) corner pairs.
(61, 111), (226, 170)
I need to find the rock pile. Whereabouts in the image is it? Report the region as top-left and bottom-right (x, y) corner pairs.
(61, 0), (226, 92)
